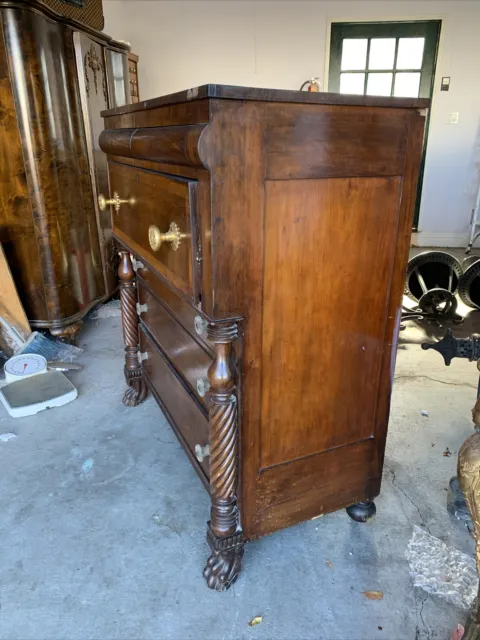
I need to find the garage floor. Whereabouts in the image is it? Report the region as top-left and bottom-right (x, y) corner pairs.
(0, 296), (478, 639)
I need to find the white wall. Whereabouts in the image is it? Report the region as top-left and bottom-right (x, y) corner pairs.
(104, 0), (480, 248)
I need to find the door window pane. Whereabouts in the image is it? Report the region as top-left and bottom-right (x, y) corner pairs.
(340, 72), (365, 94)
(394, 72), (421, 97)
(368, 38), (396, 70)
(367, 72), (393, 96)
(397, 38), (425, 69)
(341, 39), (368, 70)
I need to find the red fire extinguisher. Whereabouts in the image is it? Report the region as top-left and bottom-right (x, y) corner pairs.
(300, 78), (321, 92)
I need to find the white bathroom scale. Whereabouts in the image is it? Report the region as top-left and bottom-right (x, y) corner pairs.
(0, 371), (77, 418)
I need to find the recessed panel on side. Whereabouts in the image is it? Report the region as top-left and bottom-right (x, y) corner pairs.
(260, 177), (402, 469)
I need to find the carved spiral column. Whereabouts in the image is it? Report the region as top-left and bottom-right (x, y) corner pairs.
(118, 251), (147, 407)
(458, 400), (480, 639)
(203, 321), (244, 591)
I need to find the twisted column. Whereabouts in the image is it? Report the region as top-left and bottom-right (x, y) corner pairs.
(203, 321), (244, 591)
(118, 251), (147, 406)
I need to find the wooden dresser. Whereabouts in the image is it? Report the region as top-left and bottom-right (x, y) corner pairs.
(0, 0), (130, 342)
(99, 85), (428, 590)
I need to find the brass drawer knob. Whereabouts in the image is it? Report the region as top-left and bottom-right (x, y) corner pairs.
(194, 316), (208, 336)
(196, 378), (210, 397)
(98, 192), (135, 213)
(148, 222), (185, 252)
(195, 444), (210, 462)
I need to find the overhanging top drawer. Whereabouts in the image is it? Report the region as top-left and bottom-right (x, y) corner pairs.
(108, 162), (198, 298)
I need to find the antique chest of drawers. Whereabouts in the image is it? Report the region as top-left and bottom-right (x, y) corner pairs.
(99, 85), (428, 590)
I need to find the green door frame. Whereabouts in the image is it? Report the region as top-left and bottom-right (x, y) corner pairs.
(328, 20), (442, 230)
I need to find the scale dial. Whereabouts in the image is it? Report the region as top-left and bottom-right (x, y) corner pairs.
(4, 354), (48, 383)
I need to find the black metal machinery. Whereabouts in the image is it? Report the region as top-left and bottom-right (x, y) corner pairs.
(402, 250), (480, 325)
(403, 251), (464, 323)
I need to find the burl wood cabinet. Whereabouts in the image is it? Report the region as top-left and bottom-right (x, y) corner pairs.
(0, 0), (130, 341)
(99, 85), (428, 590)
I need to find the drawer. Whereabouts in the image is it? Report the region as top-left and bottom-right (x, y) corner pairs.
(139, 327), (210, 478)
(108, 161), (198, 298)
(136, 264), (213, 355)
(138, 282), (212, 408)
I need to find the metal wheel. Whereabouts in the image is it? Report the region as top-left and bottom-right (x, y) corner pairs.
(405, 251), (463, 302)
(418, 288), (458, 316)
(459, 260), (480, 309)
(462, 255), (480, 271)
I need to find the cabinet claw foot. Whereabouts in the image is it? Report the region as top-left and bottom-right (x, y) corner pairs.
(123, 368), (148, 406)
(203, 528), (244, 591)
(346, 500), (377, 523)
(50, 321), (83, 345)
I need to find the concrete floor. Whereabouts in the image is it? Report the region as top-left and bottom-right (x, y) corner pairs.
(0, 301), (479, 639)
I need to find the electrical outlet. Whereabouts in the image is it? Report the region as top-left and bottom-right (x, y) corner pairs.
(446, 112), (459, 124)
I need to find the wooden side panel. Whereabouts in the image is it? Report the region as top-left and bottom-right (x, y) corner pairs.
(0, 17), (47, 320)
(266, 104), (410, 180)
(255, 440), (376, 537)
(260, 177), (402, 469)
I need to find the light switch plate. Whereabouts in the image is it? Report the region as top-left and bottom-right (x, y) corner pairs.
(447, 112), (459, 124)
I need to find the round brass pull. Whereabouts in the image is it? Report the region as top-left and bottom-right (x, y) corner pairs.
(148, 222), (185, 252)
(98, 192), (135, 213)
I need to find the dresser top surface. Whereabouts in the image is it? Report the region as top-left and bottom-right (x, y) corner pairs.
(101, 83), (429, 117)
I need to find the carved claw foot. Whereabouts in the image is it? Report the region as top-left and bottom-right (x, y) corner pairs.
(346, 500), (377, 523)
(123, 368), (148, 406)
(203, 528), (244, 591)
(50, 320), (83, 345)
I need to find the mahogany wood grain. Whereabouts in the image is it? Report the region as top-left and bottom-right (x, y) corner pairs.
(106, 155), (209, 182)
(99, 125), (207, 168)
(255, 440), (376, 537)
(104, 99), (210, 130)
(103, 89), (428, 571)
(136, 264), (213, 356)
(138, 282), (212, 408)
(109, 161), (197, 298)
(102, 83), (429, 118)
(1, 6), (105, 325)
(198, 100), (267, 536)
(265, 104), (410, 179)
(139, 325), (210, 478)
(260, 176), (402, 468)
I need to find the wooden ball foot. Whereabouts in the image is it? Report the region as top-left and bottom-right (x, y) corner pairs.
(346, 500), (376, 523)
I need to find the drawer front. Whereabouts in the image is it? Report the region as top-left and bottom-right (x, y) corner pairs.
(109, 161), (198, 298)
(138, 282), (212, 408)
(136, 264), (213, 355)
(140, 327), (210, 477)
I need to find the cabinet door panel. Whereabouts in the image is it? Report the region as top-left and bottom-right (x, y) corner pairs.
(260, 176), (402, 468)
(74, 32), (116, 295)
